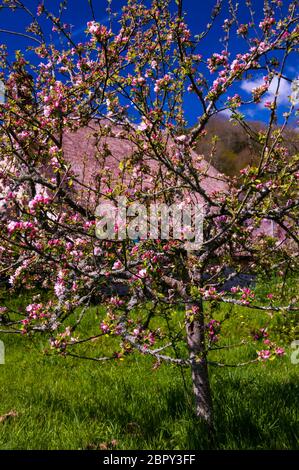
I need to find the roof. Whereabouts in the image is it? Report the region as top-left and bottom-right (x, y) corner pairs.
(62, 122), (284, 241)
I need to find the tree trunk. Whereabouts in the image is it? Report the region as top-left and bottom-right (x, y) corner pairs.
(186, 301), (213, 427)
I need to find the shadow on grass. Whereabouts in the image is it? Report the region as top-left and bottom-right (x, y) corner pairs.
(23, 363), (299, 450)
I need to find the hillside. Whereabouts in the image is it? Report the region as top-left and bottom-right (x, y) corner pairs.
(193, 117), (299, 176)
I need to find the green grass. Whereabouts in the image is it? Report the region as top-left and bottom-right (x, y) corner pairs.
(0, 281), (298, 450)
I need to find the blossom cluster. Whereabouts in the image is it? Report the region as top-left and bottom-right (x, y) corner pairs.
(230, 286), (255, 305)
(28, 192), (51, 213)
(206, 319), (221, 343)
(252, 328), (286, 361)
(7, 220), (36, 236)
(87, 21), (112, 42)
(50, 326), (77, 351)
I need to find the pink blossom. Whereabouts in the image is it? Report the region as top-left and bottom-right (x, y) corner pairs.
(264, 101), (274, 109)
(54, 271), (66, 299)
(28, 192), (51, 211)
(17, 131), (30, 141)
(109, 297), (124, 307)
(131, 246), (139, 255)
(253, 328), (268, 341)
(133, 76), (146, 86)
(54, 282), (65, 299)
(37, 4), (44, 16)
(7, 221), (20, 233)
(7, 220), (35, 234)
(154, 74), (171, 93)
(43, 105), (52, 118)
(147, 332), (155, 345)
(237, 24), (248, 36)
(259, 17), (275, 32)
(281, 31), (290, 40)
(87, 21), (101, 35)
(207, 53), (228, 73)
(257, 42), (268, 54)
(93, 247), (102, 256)
(25, 303), (44, 320)
(87, 21), (111, 41)
(206, 319), (221, 343)
(49, 146), (58, 155)
(138, 120), (149, 131)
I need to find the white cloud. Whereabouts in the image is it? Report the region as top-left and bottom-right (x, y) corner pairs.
(219, 108), (232, 117)
(240, 76), (291, 107)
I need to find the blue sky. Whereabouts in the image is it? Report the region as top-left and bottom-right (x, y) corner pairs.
(0, 0), (298, 126)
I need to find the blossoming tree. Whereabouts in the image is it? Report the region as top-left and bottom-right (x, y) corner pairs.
(0, 0), (298, 426)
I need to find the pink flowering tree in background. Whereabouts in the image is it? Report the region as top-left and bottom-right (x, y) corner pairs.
(0, 0), (298, 427)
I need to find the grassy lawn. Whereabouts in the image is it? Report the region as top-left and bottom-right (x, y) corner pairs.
(0, 282), (298, 450)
